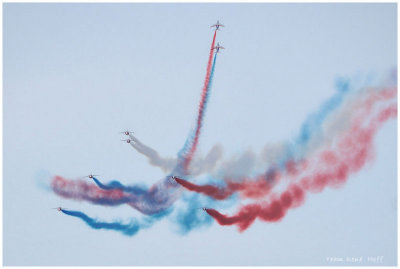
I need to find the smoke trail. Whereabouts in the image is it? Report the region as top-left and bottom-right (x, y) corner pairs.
(127, 134), (177, 173)
(91, 176), (148, 195)
(52, 176), (134, 206)
(127, 133), (223, 176)
(51, 175), (180, 215)
(174, 193), (213, 234)
(121, 37), (220, 177)
(182, 74), (378, 181)
(213, 149), (259, 180)
(47, 20), (395, 237)
(182, 53), (218, 173)
(187, 144), (223, 176)
(124, 33), (220, 176)
(173, 188), (239, 234)
(50, 31), (220, 221)
(285, 77), (351, 160)
(61, 208), (171, 236)
(176, 31), (217, 173)
(205, 183), (305, 231)
(276, 74), (394, 168)
(51, 78), (395, 225)
(174, 174), (276, 201)
(174, 176), (235, 200)
(174, 86), (396, 201)
(90, 148), (225, 196)
(61, 209), (141, 236)
(89, 176), (181, 215)
(205, 101), (397, 231)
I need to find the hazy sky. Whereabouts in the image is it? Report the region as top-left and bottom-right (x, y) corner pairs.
(3, 3), (397, 266)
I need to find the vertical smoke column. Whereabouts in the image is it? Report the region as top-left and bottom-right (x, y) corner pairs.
(177, 30), (217, 174)
(184, 53), (219, 173)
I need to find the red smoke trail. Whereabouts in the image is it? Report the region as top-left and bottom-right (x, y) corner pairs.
(51, 176), (135, 205)
(182, 30), (217, 173)
(174, 176), (233, 200)
(205, 102), (397, 231)
(174, 172), (280, 200)
(205, 183), (305, 231)
(51, 175), (180, 214)
(362, 86), (397, 113)
(349, 87), (396, 125)
(174, 88), (397, 201)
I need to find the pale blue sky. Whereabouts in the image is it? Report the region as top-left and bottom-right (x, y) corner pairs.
(3, 3), (397, 266)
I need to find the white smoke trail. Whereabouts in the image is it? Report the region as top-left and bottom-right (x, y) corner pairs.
(128, 134), (224, 176)
(128, 134), (177, 172)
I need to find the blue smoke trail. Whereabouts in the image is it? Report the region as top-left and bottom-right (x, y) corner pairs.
(176, 54), (218, 171)
(83, 176), (179, 215)
(204, 53), (217, 120)
(174, 176), (238, 234)
(277, 77), (351, 167)
(295, 78), (350, 146)
(91, 177), (147, 195)
(61, 208), (171, 236)
(62, 209), (141, 236)
(175, 193), (213, 234)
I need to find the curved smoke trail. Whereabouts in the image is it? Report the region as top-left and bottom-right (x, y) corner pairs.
(182, 53), (218, 173)
(177, 31), (217, 173)
(47, 21), (396, 236)
(51, 30), (220, 228)
(173, 86), (397, 201)
(127, 133), (223, 176)
(172, 78), (396, 195)
(51, 74), (396, 235)
(52, 176), (135, 206)
(61, 208), (171, 236)
(64, 55), (221, 216)
(91, 176), (148, 195)
(204, 99), (397, 231)
(52, 175), (179, 215)
(126, 134), (177, 172)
